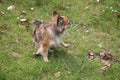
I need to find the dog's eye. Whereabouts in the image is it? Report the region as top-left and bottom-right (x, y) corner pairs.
(59, 20), (64, 25)
(57, 16), (65, 26)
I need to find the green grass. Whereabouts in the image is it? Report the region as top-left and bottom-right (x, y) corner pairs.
(0, 0), (120, 80)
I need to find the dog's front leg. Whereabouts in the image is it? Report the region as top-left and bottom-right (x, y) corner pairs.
(61, 41), (70, 48)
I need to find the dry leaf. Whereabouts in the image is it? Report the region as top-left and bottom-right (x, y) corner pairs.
(67, 50), (72, 54)
(86, 6), (89, 9)
(30, 7), (34, 11)
(99, 66), (107, 72)
(98, 43), (103, 48)
(0, 24), (8, 29)
(12, 51), (21, 57)
(85, 30), (89, 33)
(20, 18), (28, 22)
(117, 14), (120, 18)
(88, 50), (95, 60)
(15, 38), (19, 44)
(1, 11), (5, 15)
(100, 50), (113, 67)
(101, 59), (111, 67)
(96, 0), (100, 2)
(21, 11), (26, 15)
(60, 3), (65, 10)
(54, 71), (61, 77)
(20, 18), (29, 25)
(7, 5), (15, 11)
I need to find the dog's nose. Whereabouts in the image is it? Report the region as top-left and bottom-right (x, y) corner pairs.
(68, 21), (73, 27)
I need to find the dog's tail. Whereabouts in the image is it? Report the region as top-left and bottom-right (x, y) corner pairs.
(33, 20), (42, 43)
(33, 19), (42, 27)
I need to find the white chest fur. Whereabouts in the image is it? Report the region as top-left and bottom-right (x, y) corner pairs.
(47, 27), (66, 46)
(50, 36), (62, 46)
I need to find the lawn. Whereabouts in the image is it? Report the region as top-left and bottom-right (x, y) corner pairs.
(0, 0), (120, 80)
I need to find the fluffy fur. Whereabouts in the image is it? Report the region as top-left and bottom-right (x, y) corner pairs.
(33, 11), (72, 62)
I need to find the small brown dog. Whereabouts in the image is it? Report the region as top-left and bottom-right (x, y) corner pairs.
(33, 11), (72, 62)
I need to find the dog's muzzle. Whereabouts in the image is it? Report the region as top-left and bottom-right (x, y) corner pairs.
(68, 21), (73, 27)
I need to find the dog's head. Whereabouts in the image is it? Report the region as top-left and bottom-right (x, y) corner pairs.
(52, 11), (72, 32)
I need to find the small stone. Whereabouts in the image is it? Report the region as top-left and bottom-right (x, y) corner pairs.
(98, 43), (103, 48)
(21, 11), (26, 15)
(7, 5), (15, 11)
(1, 11), (5, 15)
(54, 71), (61, 77)
(30, 7), (34, 11)
(96, 0), (100, 2)
(20, 18), (28, 22)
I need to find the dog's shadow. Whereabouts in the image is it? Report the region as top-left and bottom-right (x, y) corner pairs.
(32, 47), (92, 74)
(33, 47), (73, 61)
(48, 47), (68, 59)
(33, 47), (67, 59)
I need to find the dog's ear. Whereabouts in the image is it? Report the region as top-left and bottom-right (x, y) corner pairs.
(57, 16), (64, 26)
(52, 11), (60, 23)
(53, 11), (60, 16)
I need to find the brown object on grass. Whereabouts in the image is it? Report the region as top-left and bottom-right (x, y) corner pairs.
(60, 3), (65, 10)
(88, 50), (95, 60)
(100, 50), (113, 67)
(117, 14), (120, 18)
(20, 18), (29, 25)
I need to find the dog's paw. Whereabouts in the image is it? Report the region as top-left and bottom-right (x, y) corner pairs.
(64, 44), (70, 48)
(62, 43), (70, 48)
(43, 57), (49, 62)
(61, 42), (70, 48)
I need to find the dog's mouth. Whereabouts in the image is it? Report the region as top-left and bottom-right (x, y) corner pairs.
(64, 21), (73, 29)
